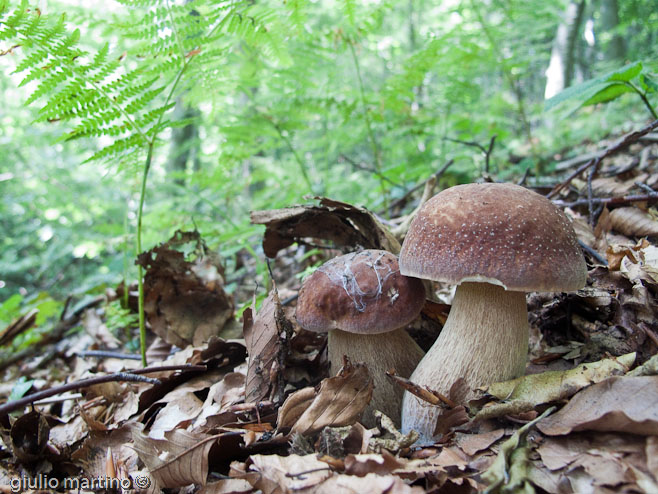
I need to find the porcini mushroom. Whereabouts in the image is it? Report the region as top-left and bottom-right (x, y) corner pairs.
(296, 249), (426, 427)
(399, 183), (587, 440)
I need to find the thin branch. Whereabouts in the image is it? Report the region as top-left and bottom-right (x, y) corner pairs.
(552, 192), (658, 208)
(339, 154), (402, 188)
(347, 38), (388, 207)
(386, 159), (454, 213)
(78, 350), (143, 360)
(266, 116), (314, 193)
(547, 119), (658, 199)
(0, 373), (159, 416)
(0, 364), (205, 416)
(578, 240), (608, 266)
(0, 296), (105, 372)
(443, 135), (496, 174)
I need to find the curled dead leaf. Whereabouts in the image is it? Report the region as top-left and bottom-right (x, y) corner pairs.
(609, 207), (658, 237)
(277, 360), (373, 435)
(250, 197), (400, 258)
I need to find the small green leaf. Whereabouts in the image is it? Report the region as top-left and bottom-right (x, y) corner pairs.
(9, 377), (34, 402)
(607, 61), (642, 82)
(582, 82), (635, 106)
(640, 73), (658, 94)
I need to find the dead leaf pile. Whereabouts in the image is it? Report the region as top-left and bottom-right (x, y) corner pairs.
(1, 127), (658, 493)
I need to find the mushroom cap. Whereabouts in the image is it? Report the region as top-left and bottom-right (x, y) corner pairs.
(296, 250), (426, 334)
(399, 183), (587, 292)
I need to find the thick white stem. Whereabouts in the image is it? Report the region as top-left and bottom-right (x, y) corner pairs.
(401, 282), (528, 441)
(329, 328), (424, 427)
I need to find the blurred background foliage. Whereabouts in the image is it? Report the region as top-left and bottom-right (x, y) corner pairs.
(0, 0), (656, 320)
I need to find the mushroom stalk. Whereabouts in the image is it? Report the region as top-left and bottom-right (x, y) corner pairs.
(401, 282), (528, 440)
(329, 327), (424, 427)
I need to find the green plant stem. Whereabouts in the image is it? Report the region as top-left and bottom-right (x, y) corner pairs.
(136, 142), (154, 367)
(626, 81), (658, 119)
(347, 38), (388, 208)
(134, 44), (196, 367)
(268, 119), (314, 193)
(165, 0), (186, 60)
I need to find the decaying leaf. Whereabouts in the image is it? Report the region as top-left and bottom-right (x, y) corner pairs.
(537, 375), (658, 436)
(481, 407), (554, 493)
(455, 429), (505, 456)
(299, 472), (425, 494)
(368, 411), (419, 453)
(277, 360), (373, 435)
(343, 451), (403, 477)
(245, 454), (332, 494)
(136, 230), (234, 347)
(609, 207), (658, 237)
(606, 238), (648, 271)
(474, 353), (636, 420)
(534, 432), (658, 493)
(629, 353), (658, 376)
(244, 290), (285, 403)
(10, 411), (50, 463)
(130, 423), (217, 488)
(198, 478), (254, 494)
(250, 197), (400, 258)
(620, 242), (658, 284)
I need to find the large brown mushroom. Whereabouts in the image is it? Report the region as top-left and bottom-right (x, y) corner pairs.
(399, 183), (587, 440)
(296, 249), (426, 427)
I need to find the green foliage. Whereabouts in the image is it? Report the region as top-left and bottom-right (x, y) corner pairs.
(8, 376), (34, 402)
(545, 62), (657, 118)
(104, 299), (138, 338)
(1, 0), (657, 319)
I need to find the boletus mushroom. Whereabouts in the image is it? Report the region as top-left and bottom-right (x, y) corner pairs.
(296, 249), (426, 427)
(399, 183), (587, 440)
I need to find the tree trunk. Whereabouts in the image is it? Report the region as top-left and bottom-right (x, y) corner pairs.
(544, 0), (586, 99)
(598, 0), (625, 61)
(167, 100), (200, 187)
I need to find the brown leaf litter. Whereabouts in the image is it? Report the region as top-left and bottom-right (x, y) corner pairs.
(1, 124), (658, 493)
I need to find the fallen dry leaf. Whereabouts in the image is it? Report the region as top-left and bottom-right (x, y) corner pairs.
(198, 478), (254, 494)
(343, 451), (402, 477)
(148, 392), (204, 439)
(455, 428), (505, 456)
(535, 433), (657, 493)
(244, 291), (281, 403)
(298, 472), (425, 494)
(136, 230), (234, 347)
(9, 411), (50, 462)
(245, 454), (332, 494)
(250, 197), (400, 258)
(130, 423), (217, 488)
(277, 360), (373, 435)
(537, 375), (658, 436)
(481, 407), (554, 493)
(609, 207), (658, 237)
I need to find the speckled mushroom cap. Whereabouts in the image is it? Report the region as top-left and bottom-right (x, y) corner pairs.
(399, 183), (587, 292)
(296, 250), (426, 334)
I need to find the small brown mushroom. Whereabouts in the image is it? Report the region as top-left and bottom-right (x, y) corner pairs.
(296, 249), (426, 427)
(399, 183), (587, 440)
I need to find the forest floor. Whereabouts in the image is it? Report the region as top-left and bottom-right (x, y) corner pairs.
(1, 121), (658, 493)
